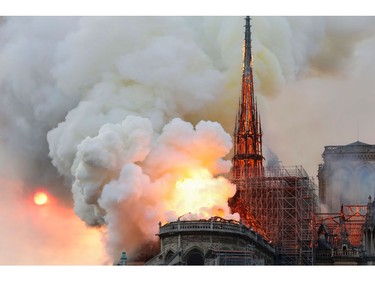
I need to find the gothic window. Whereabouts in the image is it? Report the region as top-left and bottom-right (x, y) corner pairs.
(185, 248), (204, 265)
(165, 250), (175, 263)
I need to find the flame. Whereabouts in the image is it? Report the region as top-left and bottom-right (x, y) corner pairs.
(171, 168), (236, 220)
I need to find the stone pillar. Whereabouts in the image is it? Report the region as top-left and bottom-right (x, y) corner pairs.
(368, 230), (371, 254)
(362, 229), (367, 251)
(369, 229), (372, 254)
(159, 222), (163, 253)
(160, 238), (164, 254)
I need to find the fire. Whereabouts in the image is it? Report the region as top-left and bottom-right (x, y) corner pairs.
(172, 168), (236, 219)
(34, 191), (48, 206)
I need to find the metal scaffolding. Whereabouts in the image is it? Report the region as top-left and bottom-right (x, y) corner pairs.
(229, 16), (318, 265)
(230, 165), (318, 265)
(313, 204), (367, 248)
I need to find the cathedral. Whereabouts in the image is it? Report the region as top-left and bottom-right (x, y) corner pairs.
(114, 17), (375, 266)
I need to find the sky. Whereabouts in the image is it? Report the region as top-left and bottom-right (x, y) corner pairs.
(1, 1), (375, 272)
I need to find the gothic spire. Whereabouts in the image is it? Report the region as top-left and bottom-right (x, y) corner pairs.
(244, 16), (252, 76)
(231, 16), (263, 180)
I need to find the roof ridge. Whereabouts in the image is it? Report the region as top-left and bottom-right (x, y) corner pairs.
(346, 140), (371, 146)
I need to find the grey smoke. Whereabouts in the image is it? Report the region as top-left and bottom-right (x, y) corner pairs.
(2, 16), (375, 260)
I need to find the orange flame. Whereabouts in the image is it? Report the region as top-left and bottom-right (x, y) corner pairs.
(169, 168), (236, 220)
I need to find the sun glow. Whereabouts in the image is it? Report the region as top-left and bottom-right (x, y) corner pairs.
(34, 191), (48, 206)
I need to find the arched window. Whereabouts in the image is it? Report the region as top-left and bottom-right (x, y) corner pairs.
(185, 248), (204, 265)
(165, 250), (175, 263)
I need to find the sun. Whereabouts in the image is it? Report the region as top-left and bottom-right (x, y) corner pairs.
(34, 191), (48, 206)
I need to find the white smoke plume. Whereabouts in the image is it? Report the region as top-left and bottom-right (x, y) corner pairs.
(72, 116), (235, 257)
(2, 16), (375, 262)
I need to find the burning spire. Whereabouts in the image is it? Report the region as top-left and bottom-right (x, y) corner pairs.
(231, 16), (263, 180)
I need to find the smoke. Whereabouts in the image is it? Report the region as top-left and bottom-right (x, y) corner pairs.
(254, 16), (375, 180)
(38, 17), (243, 259)
(323, 159), (375, 212)
(69, 116), (236, 257)
(2, 16), (375, 263)
(0, 17), (82, 203)
(252, 16), (375, 97)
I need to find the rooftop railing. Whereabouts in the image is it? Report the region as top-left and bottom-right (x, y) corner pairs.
(159, 217), (274, 253)
(332, 249), (360, 258)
